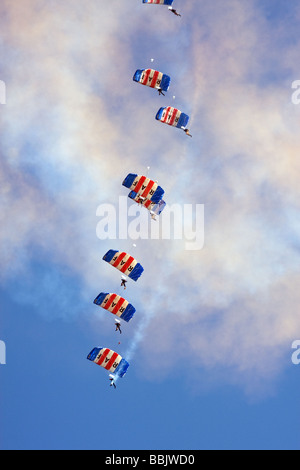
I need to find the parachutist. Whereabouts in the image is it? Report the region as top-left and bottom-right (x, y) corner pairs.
(158, 88), (165, 96)
(183, 128), (192, 137)
(121, 278), (127, 289)
(168, 7), (181, 17)
(115, 320), (122, 334)
(137, 196), (146, 205)
(110, 378), (117, 389)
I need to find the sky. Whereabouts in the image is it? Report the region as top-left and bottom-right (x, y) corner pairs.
(0, 0), (300, 451)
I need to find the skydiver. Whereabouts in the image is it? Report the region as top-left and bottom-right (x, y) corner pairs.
(115, 320), (122, 334)
(158, 87), (165, 96)
(137, 196), (146, 205)
(109, 378), (117, 389)
(168, 7), (181, 17)
(182, 127), (192, 137)
(121, 278), (127, 289)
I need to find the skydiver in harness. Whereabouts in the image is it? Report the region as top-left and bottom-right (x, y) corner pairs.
(168, 6), (181, 17)
(115, 319), (122, 334)
(150, 210), (157, 221)
(182, 126), (192, 137)
(158, 87), (165, 96)
(137, 195), (146, 205)
(121, 277), (127, 289)
(109, 376), (117, 389)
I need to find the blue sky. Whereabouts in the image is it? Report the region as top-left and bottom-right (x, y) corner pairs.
(0, 0), (300, 450)
(1, 288), (299, 450)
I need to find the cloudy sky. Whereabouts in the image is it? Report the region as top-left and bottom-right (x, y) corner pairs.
(0, 0), (299, 450)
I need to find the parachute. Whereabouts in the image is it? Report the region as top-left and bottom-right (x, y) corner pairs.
(143, 0), (174, 5)
(94, 292), (136, 322)
(87, 347), (129, 378)
(133, 69), (171, 93)
(151, 199), (167, 217)
(123, 173), (164, 204)
(128, 190), (166, 216)
(156, 106), (190, 130)
(123, 173), (166, 217)
(103, 250), (144, 281)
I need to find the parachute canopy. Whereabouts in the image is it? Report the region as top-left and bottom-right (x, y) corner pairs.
(94, 292), (136, 322)
(128, 190), (166, 216)
(103, 250), (144, 281)
(87, 347), (129, 378)
(123, 173), (164, 204)
(143, 0), (174, 5)
(151, 199), (167, 217)
(156, 106), (190, 129)
(133, 69), (171, 93)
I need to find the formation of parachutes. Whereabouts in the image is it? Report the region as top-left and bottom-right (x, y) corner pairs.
(87, 1), (190, 388)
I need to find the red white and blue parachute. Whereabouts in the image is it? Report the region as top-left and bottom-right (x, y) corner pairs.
(143, 0), (174, 5)
(123, 173), (164, 203)
(87, 347), (129, 378)
(156, 106), (190, 130)
(103, 250), (144, 281)
(123, 173), (166, 216)
(133, 69), (171, 93)
(127, 191), (166, 215)
(94, 292), (136, 322)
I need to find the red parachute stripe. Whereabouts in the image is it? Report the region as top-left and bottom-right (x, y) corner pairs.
(134, 176), (147, 194)
(112, 297), (126, 315)
(97, 348), (110, 366)
(105, 352), (119, 371)
(150, 70), (159, 88)
(169, 108), (178, 126)
(113, 252), (126, 268)
(141, 69), (151, 86)
(103, 294), (117, 310)
(144, 199), (152, 208)
(120, 256), (135, 273)
(141, 180), (155, 198)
